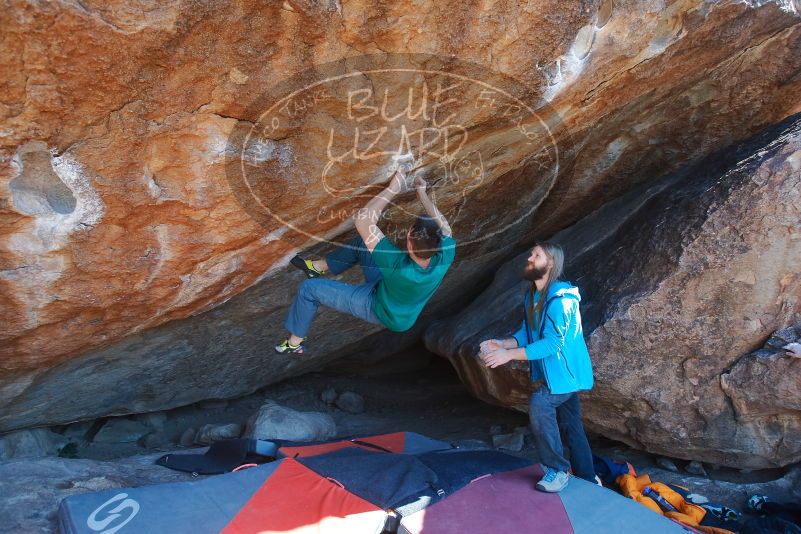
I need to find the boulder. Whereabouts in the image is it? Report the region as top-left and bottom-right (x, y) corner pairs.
(1, 0), (800, 433)
(657, 458), (680, 473)
(335, 392), (365, 414)
(92, 418), (150, 444)
(139, 432), (167, 449)
(178, 428), (196, 447)
(685, 461), (707, 477)
(424, 114), (801, 468)
(62, 420), (95, 441)
(719, 331), (801, 465)
(492, 433), (525, 452)
(194, 423), (242, 445)
(245, 401), (336, 442)
(320, 388), (338, 406)
(0, 428), (69, 460)
(135, 411), (168, 433)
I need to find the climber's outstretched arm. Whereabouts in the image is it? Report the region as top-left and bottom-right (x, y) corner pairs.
(354, 169), (405, 252)
(415, 177), (452, 237)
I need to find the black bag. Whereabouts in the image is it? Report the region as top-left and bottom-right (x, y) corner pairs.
(156, 438), (278, 475)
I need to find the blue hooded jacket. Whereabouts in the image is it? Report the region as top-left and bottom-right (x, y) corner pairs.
(511, 280), (594, 394)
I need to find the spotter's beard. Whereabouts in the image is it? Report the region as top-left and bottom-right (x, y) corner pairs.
(522, 263), (549, 282)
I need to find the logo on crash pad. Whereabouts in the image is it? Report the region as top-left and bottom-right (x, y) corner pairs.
(226, 53), (565, 251)
(86, 493), (140, 534)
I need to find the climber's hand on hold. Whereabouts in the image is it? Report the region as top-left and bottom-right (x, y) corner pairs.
(414, 176), (427, 195)
(388, 168), (408, 194)
(480, 339), (504, 354)
(482, 348), (513, 369)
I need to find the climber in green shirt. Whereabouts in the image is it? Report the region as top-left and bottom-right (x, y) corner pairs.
(276, 168), (456, 354)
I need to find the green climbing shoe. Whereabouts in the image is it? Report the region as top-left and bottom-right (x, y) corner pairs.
(275, 338), (304, 354)
(290, 255), (326, 278)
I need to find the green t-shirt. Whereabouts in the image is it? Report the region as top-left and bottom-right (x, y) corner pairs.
(370, 235), (456, 332)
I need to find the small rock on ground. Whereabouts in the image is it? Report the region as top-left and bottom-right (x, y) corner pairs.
(92, 419), (150, 444)
(246, 401), (336, 441)
(335, 391), (365, 414)
(686, 460), (708, 476)
(492, 433), (524, 452)
(135, 411), (168, 432)
(657, 457), (680, 472)
(62, 421), (95, 441)
(139, 432), (167, 449)
(321, 388), (338, 405)
(195, 423), (242, 445)
(453, 439), (491, 450)
(179, 428), (196, 447)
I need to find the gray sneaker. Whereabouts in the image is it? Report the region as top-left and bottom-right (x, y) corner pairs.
(536, 468), (570, 493)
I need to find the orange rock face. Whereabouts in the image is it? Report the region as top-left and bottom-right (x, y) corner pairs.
(0, 1), (800, 432)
